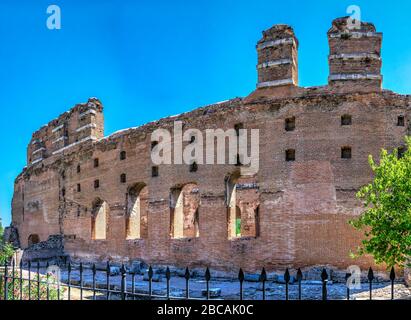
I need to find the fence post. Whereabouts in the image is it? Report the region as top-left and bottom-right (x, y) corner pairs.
(46, 262), (50, 300)
(79, 262), (83, 301)
(345, 273), (351, 301)
(67, 262), (71, 300)
(92, 264), (96, 301)
(185, 267), (190, 300)
(166, 267), (171, 300)
(296, 268), (303, 300)
(37, 261), (40, 300)
(28, 261), (31, 300)
(106, 261), (111, 300)
(205, 267), (211, 300)
(19, 260), (23, 300)
(260, 268), (266, 301)
(284, 268), (290, 301)
(321, 269), (328, 301)
(148, 265), (153, 300)
(368, 267), (374, 300)
(121, 264), (126, 300)
(4, 262), (8, 300)
(11, 259), (15, 300)
(238, 268), (244, 301)
(390, 267), (396, 300)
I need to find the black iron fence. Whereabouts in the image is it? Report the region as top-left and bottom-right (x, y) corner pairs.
(0, 261), (400, 301)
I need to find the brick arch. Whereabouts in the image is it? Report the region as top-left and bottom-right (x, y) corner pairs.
(169, 182), (200, 239)
(126, 183), (148, 240)
(27, 234), (40, 246)
(91, 198), (108, 240)
(225, 173), (260, 239)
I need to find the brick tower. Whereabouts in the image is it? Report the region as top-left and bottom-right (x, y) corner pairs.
(327, 17), (382, 90)
(256, 24), (298, 89)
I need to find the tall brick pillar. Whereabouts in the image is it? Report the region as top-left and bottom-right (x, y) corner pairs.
(256, 25), (298, 89)
(328, 17), (382, 91)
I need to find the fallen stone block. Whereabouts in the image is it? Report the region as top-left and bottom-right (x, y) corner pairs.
(129, 260), (148, 275)
(201, 288), (222, 298)
(244, 273), (261, 282)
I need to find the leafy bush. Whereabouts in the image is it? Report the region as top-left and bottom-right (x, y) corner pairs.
(0, 218), (15, 265)
(0, 271), (64, 300)
(351, 137), (411, 268)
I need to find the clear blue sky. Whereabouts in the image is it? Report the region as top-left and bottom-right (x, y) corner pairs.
(0, 0), (410, 226)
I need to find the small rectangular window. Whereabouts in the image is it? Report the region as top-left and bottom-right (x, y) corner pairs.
(77, 165), (81, 173)
(152, 166), (159, 177)
(285, 149), (295, 162)
(341, 115), (352, 126)
(397, 116), (405, 127)
(94, 180), (100, 189)
(285, 117), (296, 131)
(120, 151), (126, 160)
(341, 147), (352, 159)
(77, 184), (81, 192)
(94, 158), (99, 168)
(120, 173), (127, 183)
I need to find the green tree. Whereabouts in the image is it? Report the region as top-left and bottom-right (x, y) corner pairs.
(351, 137), (411, 268)
(0, 217), (14, 265)
(0, 217), (3, 238)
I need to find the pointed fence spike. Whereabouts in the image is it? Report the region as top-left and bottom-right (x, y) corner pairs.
(92, 263), (96, 274)
(284, 268), (290, 283)
(185, 267), (191, 280)
(166, 267), (171, 280)
(238, 268), (244, 282)
(260, 267), (267, 282)
(368, 267), (374, 281)
(321, 268), (328, 281)
(297, 268), (303, 281)
(205, 267), (211, 281)
(148, 266), (153, 279)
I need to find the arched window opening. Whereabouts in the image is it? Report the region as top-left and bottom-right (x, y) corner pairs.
(126, 184), (149, 240)
(28, 234), (40, 247)
(91, 199), (108, 240)
(226, 174), (260, 239)
(170, 183), (200, 239)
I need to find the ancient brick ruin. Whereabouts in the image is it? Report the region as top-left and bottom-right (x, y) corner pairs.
(11, 17), (411, 273)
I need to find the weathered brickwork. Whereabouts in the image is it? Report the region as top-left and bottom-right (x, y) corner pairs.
(11, 17), (411, 273)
